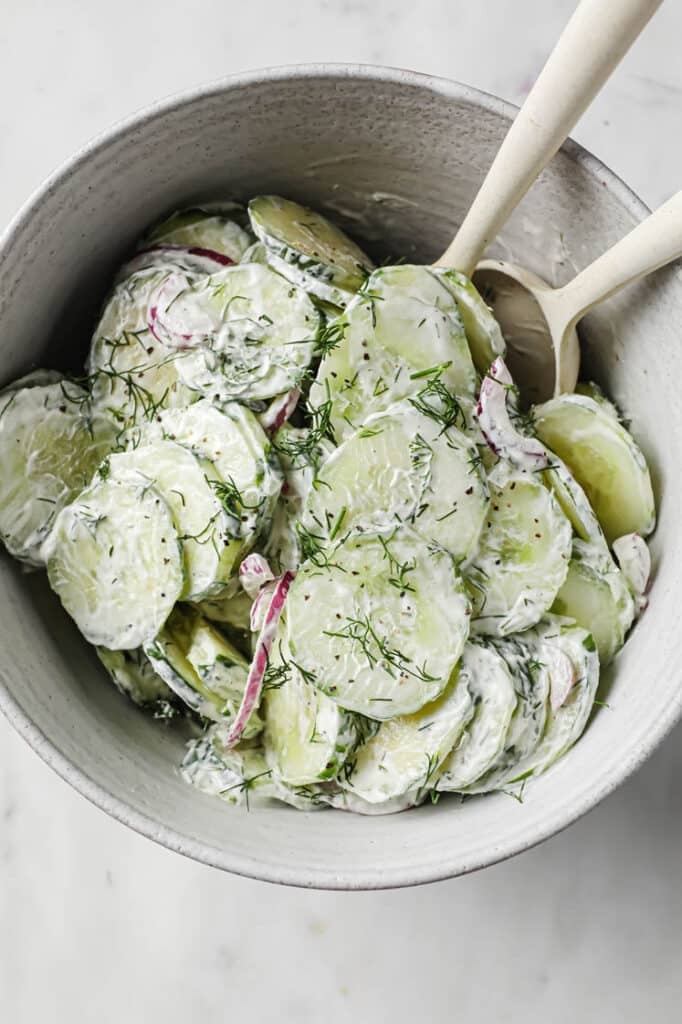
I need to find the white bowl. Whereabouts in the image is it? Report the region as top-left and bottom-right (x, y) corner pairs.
(0, 65), (677, 889)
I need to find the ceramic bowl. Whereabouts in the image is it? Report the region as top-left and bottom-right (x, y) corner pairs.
(0, 65), (677, 889)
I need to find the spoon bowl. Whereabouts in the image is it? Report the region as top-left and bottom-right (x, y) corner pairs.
(475, 187), (682, 405)
(473, 259), (580, 405)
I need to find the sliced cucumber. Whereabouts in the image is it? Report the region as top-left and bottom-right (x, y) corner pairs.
(310, 265), (477, 441)
(466, 461), (572, 636)
(268, 779), (332, 811)
(463, 631), (552, 793)
(185, 613), (251, 693)
(194, 588), (253, 632)
(0, 368), (63, 392)
(96, 646), (174, 710)
(552, 539), (635, 663)
(88, 268), (193, 429)
(145, 207), (252, 261)
(500, 618), (600, 788)
(107, 442), (239, 600)
(323, 788), (423, 815)
(263, 634), (373, 785)
(248, 195), (374, 305)
(303, 400), (489, 564)
(434, 269), (506, 373)
(45, 473), (183, 649)
(265, 423), (335, 573)
(286, 528), (470, 719)
(533, 393), (655, 542)
(145, 606), (261, 732)
(159, 263), (319, 403)
(240, 241), (268, 265)
(339, 673), (474, 803)
(181, 729), (273, 805)
(0, 382), (117, 565)
(575, 380), (620, 418)
(612, 532), (650, 609)
(436, 642), (517, 791)
(476, 359), (608, 549)
(140, 398), (282, 546)
(543, 460), (607, 548)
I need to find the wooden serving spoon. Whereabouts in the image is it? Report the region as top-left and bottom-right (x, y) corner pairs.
(434, 0), (663, 398)
(474, 191), (682, 405)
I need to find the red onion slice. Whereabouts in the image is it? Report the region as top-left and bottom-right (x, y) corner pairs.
(239, 553), (275, 600)
(477, 357), (550, 469)
(148, 271), (218, 349)
(224, 571), (295, 747)
(259, 389), (301, 435)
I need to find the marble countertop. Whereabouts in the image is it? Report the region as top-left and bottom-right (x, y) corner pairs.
(2, 2), (682, 1020)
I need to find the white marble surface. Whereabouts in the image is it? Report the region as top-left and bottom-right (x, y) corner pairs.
(2, 1), (682, 1020)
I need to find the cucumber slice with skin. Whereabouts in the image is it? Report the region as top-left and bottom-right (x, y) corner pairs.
(145, 607), (261, 732)
(154, 263), (320, 403)
(264, 423), (335, 573)
(575, 380), (620, 418)
(303, 400), (489, 564)
(194, 588), (253, 632)
(107, 442), (240, 600)
(462, 630), (553, 793)
(310, 265), (477, 442)
(0, 382), (117, 565)
(88, 268), (194, 429)
(466, 461), (572, 637)
(434, 269), (506, 374)
(263, 633), (374, 786)
(286, 528), (471, 719)
(0, 368), (63, 393)
(181, 730), (272, 805)
(96, 646), (175, 710)
(240, 241), (268, 265)
(139, 398), (282, 546)
(263, 777), (424, 813)
(436, 642), (518, 792)
(477, 359), (608, 549)
(613, 532), (650, 609)
(185, 614), (251, 696)
(533, 393), (655, 542)
(552, 539), (635, 663)
(45, 474), (184, 649)
(145, 207), (252, 261)
(323, 788), (423, 815)
(500, 618), (600, 788)
(248, 195), (374, 305)
(339, 673), (474, 804)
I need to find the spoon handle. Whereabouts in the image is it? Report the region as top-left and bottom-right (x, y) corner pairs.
(435, 0), (662, 276)
(555, 191), (682, 323)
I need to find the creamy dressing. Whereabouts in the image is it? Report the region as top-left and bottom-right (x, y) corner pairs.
(0, 196), (656, 815)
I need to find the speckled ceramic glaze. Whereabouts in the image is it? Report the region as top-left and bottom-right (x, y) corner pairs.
(0, 65), (677, 889)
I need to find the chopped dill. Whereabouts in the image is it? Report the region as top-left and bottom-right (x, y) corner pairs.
(323, 614), (437, 683)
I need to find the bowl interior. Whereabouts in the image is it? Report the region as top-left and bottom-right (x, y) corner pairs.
(0, 66), (679, 888)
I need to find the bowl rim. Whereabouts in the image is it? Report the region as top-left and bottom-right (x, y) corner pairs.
(0, 62), (663, 890)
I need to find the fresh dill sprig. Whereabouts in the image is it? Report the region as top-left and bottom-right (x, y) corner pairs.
(409, 374), (466, 433)
(271, 382), (335, 470)
(219, 768), (273, 811)
(295, 521), (340, 570)
(378, 534), (416, 594)
(211, 476), (264, 523)
(314, 317), (348, 358)
(409, 361), (453, 381)
(409, 432), (433, 474)
(323, 615), (438, 683)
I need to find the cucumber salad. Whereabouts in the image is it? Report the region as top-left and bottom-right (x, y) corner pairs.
(0, 195), (655, 814)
